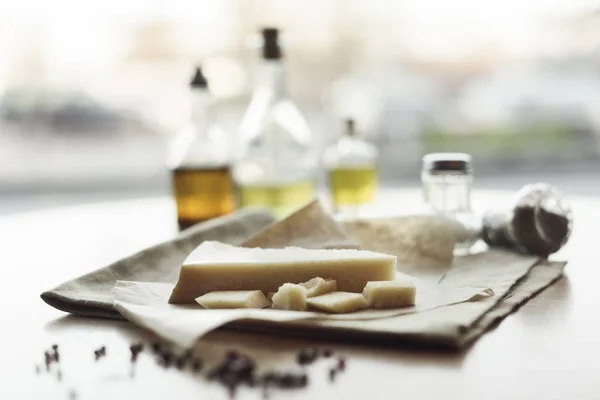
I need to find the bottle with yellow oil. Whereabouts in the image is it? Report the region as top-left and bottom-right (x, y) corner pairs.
(324, 119), (378, 218)
(233, 28), (317, 218)
(168, 66), (236, 230)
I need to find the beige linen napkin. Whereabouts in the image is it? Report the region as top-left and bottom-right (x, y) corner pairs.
(41, 200), (566, 349)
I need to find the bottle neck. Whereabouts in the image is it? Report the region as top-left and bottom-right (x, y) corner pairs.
(255, 60), (287, 99)
(190, 88), (214, 129)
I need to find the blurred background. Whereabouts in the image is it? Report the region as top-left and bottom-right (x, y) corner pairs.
(2, 0), (600, 214)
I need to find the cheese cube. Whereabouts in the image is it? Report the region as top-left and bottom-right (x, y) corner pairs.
(195, 290), (270, 309)
(307, 291), (368, 314)
(271, 283), (308, 311)
(169, 241), (396, 304)
(299, 277), (337, 297)
(362, 276), (416, 309)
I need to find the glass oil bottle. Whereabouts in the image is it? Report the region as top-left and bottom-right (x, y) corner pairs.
(233, 28), (317, 218)
(169, 67), (236, 230)
(324, 119), (378, 218)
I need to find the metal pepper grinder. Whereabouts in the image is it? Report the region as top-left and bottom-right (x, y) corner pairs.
(482, 183), (573, 257)
(421, 153), (481, 254)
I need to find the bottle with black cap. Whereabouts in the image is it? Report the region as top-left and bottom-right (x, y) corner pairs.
(233, 27), (316, 218)
(323, 119), (378, 218)
(168, 66), (236, 230)
(421, 153), (480, 253)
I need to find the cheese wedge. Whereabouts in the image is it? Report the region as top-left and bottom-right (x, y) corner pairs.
(362, 275), (416, 309)
(299, 277), (337, 297)
(271, 283), (308, 311)
(168, 241), (396, 304)
(195, 290), (270, 309)
(307, 291), (368, 313)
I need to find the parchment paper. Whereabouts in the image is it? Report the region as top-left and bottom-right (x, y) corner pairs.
(113, 280), (493, 348)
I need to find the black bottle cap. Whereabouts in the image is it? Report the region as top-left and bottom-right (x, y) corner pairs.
(262, 27), (282, 60)
(422, 153), (472, 175)
(190, 66), (208, 88)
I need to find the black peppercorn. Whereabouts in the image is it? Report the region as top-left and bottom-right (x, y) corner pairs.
(322, 348), (333, 358)
(151, 342), (162, 354)
(44, 351), (53, 371)
(336, 356), (346, 372)
(174, 357), (186, 370)
(329, 367), (337, 382)
(296, 347), (319, 366)
(130, 343), (144, 363)
(94, 346), (106, 362)
(158, 351), (173, 368)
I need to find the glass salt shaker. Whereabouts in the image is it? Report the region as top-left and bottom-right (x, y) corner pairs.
(421, 153), (481, 254)
(482, 183), (573, 257)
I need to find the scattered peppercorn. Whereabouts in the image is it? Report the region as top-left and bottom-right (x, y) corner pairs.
(296, 347), (319, 366)
(208, 352), (259, 399)
(57, 369), (63, 382)
(158, 350), (173, 368)
(94, 346), (106, 361)
(329, 367), (337, 382)
(322, 348), (333, 358)
(130, 343), (144, 363)
(336, 356), (346, 372)
(151, 342), (162, 354)
(52, 344), (58, 351)
(174, 357), (186, 370)
(45, 351), (53, 371)
(228, 357), (255, 384)
(262, 372), (308, 389)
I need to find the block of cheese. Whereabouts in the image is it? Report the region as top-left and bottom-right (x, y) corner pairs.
(195, 290), (270, 309)
(362, 275), (416, 309)
(307, 291), (368, 314)
(168, 241), (396, 304)
(271, 283), (308, 311)
(299, 277), (337, 297)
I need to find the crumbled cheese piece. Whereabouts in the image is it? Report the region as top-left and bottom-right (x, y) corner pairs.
(195, 290), (270, 309)
(307, 291), (368, 313)
(271, 283), (307, 311)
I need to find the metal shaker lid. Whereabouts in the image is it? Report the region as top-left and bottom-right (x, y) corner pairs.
(422, 153), (472, 175)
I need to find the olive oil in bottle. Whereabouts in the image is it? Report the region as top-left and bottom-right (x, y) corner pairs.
(324, 119), (379, 218)
(237, 180), (315, 219)
(233, 28), (317, 218)
(171, 166), (236, 230)
(169, 67), (235, 230)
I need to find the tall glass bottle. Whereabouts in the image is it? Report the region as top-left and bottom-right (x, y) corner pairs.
(324, 119), (378, 218)
(233, 28), (317, 218)
(168, 66), (236, 230)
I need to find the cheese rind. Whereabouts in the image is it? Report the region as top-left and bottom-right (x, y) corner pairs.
(307, 291), (368, 313)
(169, 241), (396, 304)
(362, 275), (416, 309)
(299, 277), (337, 297)
(271, 284), (308, 311)
(195, 290), (271, 309)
